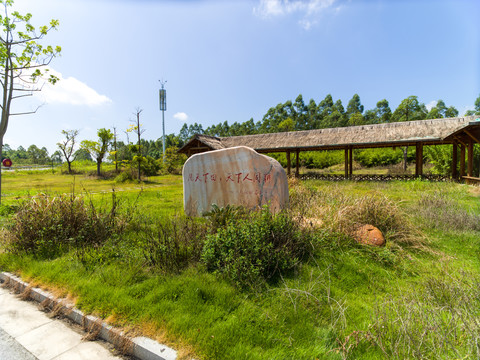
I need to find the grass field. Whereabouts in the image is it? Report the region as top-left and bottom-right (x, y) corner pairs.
(0, 168), (479, 359)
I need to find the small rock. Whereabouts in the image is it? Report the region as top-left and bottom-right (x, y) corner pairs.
(353, 224), (385, 246)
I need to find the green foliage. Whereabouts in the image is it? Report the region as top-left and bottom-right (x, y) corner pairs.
(424, 145), (452, 175)
(5, 192), (128, 259)
(136, 215), (207, 273)
(114, 170), (135, 183)
(161, 146), (186, 174)
(202, 208), (311, 288)
(391, 95), (427, 122)
(270, 150), (343, 169)
(80, 128), (114, 176)
(132, 155), (161, 177)
(464, 94), (480, 116)
(355, 148), (407, 167)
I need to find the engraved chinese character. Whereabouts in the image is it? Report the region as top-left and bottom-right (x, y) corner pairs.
(243, 173), (253, 182)
(235, 173), (243, 183)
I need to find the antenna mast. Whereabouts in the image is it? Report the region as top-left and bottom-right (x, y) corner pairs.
(159, 79), (167, 162)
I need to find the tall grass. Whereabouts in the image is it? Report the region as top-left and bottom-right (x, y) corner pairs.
(1, 177), (479, 359)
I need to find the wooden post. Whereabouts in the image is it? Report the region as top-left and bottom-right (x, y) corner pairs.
(348, 146), (353, 179)
(286, 151), (291, 176)
(295, 149), (300, 178)
(414, 143), (422, 177)
(468, 139), (474, 177)
(452, 142), (458, 180)
(344, 148), (349, 179)
(460, 144), (466, 178)
(416, 143), (423, 177)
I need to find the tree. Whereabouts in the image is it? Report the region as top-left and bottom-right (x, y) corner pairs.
(425, 99), (458, 119)
(346, 94), (364, 116)
(51, 150), (62, 163)
(278, 117), (296, 132)
(81, 128), (113, 176)
(27, 144), (49, 164)
(391, 96), (427, 122)
(392, 96), (428, 171)
(465, 94), (480, 116)
(74, 148), (92, 161)
(127, 108), (145, 180)
(376, 99), (392, 123)
(0, 1), (61, 202)
(111, 126), (118, 171)
(57, 129), (79, 174)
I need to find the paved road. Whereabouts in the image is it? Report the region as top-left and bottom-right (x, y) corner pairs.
(0, 286), (122, 360)
(0, 327), (38, 360)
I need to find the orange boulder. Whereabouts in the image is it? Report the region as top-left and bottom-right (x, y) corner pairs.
(353, 224), (385, 247)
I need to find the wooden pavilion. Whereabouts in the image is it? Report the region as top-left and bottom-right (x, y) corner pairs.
(178, 116), (480, 182)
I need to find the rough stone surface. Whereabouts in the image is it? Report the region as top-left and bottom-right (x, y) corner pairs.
(183, 146), (288, 216)
(354, 224), (385, 246)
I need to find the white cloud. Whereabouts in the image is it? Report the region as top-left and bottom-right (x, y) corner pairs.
(426, 100), (437, 111)
(173, 112), (189, 122)
(254, 0), (337, 29)
(29, 68), (112, 107)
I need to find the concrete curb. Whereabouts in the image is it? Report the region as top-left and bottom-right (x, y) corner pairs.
(0, 272), (177, 360)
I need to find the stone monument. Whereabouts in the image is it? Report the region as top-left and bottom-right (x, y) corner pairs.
(183, 146), (288, 216)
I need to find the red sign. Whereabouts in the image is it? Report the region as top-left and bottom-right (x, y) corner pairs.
(2, 158), (12, 167)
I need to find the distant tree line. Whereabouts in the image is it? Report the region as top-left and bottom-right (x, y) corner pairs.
(178, 94), (480, 142)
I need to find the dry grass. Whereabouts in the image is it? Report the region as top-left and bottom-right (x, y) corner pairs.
(415, 193), (480, 232)
(289, 181), (426, 249)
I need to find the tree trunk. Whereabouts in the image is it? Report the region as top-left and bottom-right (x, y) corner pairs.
(97, 160), (101, 177)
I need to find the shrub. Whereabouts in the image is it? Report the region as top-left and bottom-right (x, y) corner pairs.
(131, 155), (161, 177)
(5, 192), (128, 259)
(269, 151), (343, 169)
(160, 146), (186, 175)
(114, 170), (135, 183)
(355, 148), (405, 167)
(138, 215), (207, 273)
(202, 208), (311, 288)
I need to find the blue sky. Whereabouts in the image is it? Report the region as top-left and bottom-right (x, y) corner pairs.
(6, 0), (480, 154)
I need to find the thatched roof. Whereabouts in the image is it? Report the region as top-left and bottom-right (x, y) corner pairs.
(179, 116), (480, 155)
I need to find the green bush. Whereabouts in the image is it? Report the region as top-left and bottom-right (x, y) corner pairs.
(131, 155), (161, 176)
(114, 170), (135, 183)
(202, 208), (311, 288)
(138, 215), (207, 273)
(355, 148), (405, 167)
(269, 151), (343, 169)
(5, 193), (128, 259)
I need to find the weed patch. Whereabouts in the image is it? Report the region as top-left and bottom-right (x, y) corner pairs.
(4, 192), (131, 259)
(416, 192), (480, 232)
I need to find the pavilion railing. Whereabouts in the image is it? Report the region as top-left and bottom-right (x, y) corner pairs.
(299, 174), (452, 182)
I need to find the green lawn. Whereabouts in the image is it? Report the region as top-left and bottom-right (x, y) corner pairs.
(0, 172), (479, 360)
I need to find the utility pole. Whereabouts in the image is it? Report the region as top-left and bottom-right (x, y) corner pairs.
(159, 80), (167, 162)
